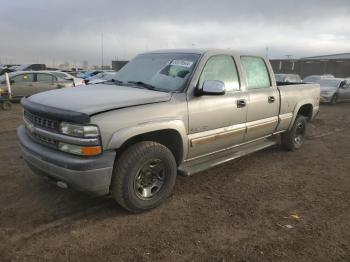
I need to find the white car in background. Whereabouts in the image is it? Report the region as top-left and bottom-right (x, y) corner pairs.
(48, 71), (85, 86)
(319, 78), (350, 104)
(303, 74), (334, 83)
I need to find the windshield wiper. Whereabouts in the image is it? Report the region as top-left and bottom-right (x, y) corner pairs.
(127, 81), (157, 90)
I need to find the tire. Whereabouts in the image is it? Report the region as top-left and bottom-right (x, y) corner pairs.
(281, 115), (307, 151)
(1, 101), (12, 111)
(330, 94), (338, 105)
(111, 141), (177, 213)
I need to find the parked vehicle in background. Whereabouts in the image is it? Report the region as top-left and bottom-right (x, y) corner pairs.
(78, 70), (103, 80)
(275, 74), (302, 83)
(0, 66), (14, 76)
(303, 74), (334, 83)
(76, 71), (87, 78)
(87, 72), (116, 85)
(18, 49), (320, 212)
(0, 92), (12, 110)
(0, 71), (74, 100)
(15, 64), (46, 71)
(47, 71), (85, 86)
(319, 78), (350, 104)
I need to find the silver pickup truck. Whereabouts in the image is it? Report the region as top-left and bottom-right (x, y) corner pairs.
(17, 49), (320, 212)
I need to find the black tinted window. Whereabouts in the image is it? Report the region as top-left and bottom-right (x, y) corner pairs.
(12, 73), (34, 83)
(37, 73), (55, 82)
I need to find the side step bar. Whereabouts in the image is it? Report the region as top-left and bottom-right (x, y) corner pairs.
(178, 139), (277, 176)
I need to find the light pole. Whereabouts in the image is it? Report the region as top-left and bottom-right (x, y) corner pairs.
(101, 33), (104, 69)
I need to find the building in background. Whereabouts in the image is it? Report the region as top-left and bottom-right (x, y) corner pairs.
(270, 53), (350, 78)
(112, 60), (128, 71)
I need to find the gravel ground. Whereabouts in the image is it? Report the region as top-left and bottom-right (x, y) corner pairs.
(0, 103), (349, 261)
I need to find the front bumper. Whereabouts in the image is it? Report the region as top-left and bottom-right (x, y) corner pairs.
(17, 125), (116, 195)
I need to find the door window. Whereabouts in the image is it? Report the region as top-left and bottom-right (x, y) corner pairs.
(241, 56), (271, 89)
(11, 73), (34, 83)
(37, 73), (56, 83)
(199, 55), (240, 92)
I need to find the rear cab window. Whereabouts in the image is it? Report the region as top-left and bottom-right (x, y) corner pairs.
(241, 56), (271, 89)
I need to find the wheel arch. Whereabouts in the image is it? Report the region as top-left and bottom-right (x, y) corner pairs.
(288, 101), (314, 130)
(107, 120), (188, 165)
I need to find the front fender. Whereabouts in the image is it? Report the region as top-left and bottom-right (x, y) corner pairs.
(107, 119), (188, 162)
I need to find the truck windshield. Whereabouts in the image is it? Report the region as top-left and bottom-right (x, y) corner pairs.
(113, 53), (200, 92)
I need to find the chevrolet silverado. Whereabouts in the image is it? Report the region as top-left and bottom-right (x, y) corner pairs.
(17, 49), (320, 212)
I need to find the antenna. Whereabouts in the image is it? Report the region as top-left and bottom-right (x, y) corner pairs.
(265, 47), (269, 59)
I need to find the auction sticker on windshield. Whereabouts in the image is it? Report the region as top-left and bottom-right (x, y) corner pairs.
(169, 60), (194, 68)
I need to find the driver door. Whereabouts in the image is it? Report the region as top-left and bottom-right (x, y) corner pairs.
(35, 73), (60, 94)
(187, 55), (248, 159)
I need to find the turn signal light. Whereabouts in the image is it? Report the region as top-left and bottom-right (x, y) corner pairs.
(82, 146), (102, 156)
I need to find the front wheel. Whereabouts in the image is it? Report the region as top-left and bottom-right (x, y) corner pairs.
(111, 141), (177, 213)
(281, 115), (307, 151)
(1, 101), (12, 111)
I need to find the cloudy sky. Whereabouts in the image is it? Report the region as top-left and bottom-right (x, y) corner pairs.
(0, 0), (349, 67)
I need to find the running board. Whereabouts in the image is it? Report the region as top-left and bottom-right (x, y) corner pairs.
(178, 139), (277, 176)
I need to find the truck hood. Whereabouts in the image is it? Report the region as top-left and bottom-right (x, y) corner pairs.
(28, 84), (172, 115)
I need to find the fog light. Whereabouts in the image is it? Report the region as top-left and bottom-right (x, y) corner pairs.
(58, 142), (102, 156)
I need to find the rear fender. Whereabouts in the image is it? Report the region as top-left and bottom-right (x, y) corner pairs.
(288, 99), (314, 130)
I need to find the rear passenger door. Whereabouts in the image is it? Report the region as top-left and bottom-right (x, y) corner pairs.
(240, 56), (279, 141)
(34, 73), (59, 94)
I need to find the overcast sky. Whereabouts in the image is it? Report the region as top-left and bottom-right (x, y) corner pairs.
(0, 0), (349, 67)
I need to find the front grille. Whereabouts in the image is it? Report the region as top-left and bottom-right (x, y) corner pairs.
(24, 110), (59, 130)
(31, 132), (57, 146)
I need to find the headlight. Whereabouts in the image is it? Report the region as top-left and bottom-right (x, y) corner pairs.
(59, 122), (100, 138)
(58, 142), (102, 156)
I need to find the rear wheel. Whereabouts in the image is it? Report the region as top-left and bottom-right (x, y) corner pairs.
(281, 115), (307, 151)
(330, 94), (338, 105)
(111, 141), (177, 213)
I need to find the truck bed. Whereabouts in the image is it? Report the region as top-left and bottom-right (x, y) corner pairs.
(277, 82), (320, 117)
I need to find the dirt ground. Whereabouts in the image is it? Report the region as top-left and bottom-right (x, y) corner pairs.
(0, 103), (349, 261)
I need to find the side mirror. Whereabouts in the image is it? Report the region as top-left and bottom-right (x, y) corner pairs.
(199, 80), (226, 96)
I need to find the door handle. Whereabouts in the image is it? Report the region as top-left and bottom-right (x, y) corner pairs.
(237, 99), (246, 108)
(268, 96), (275, 103)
